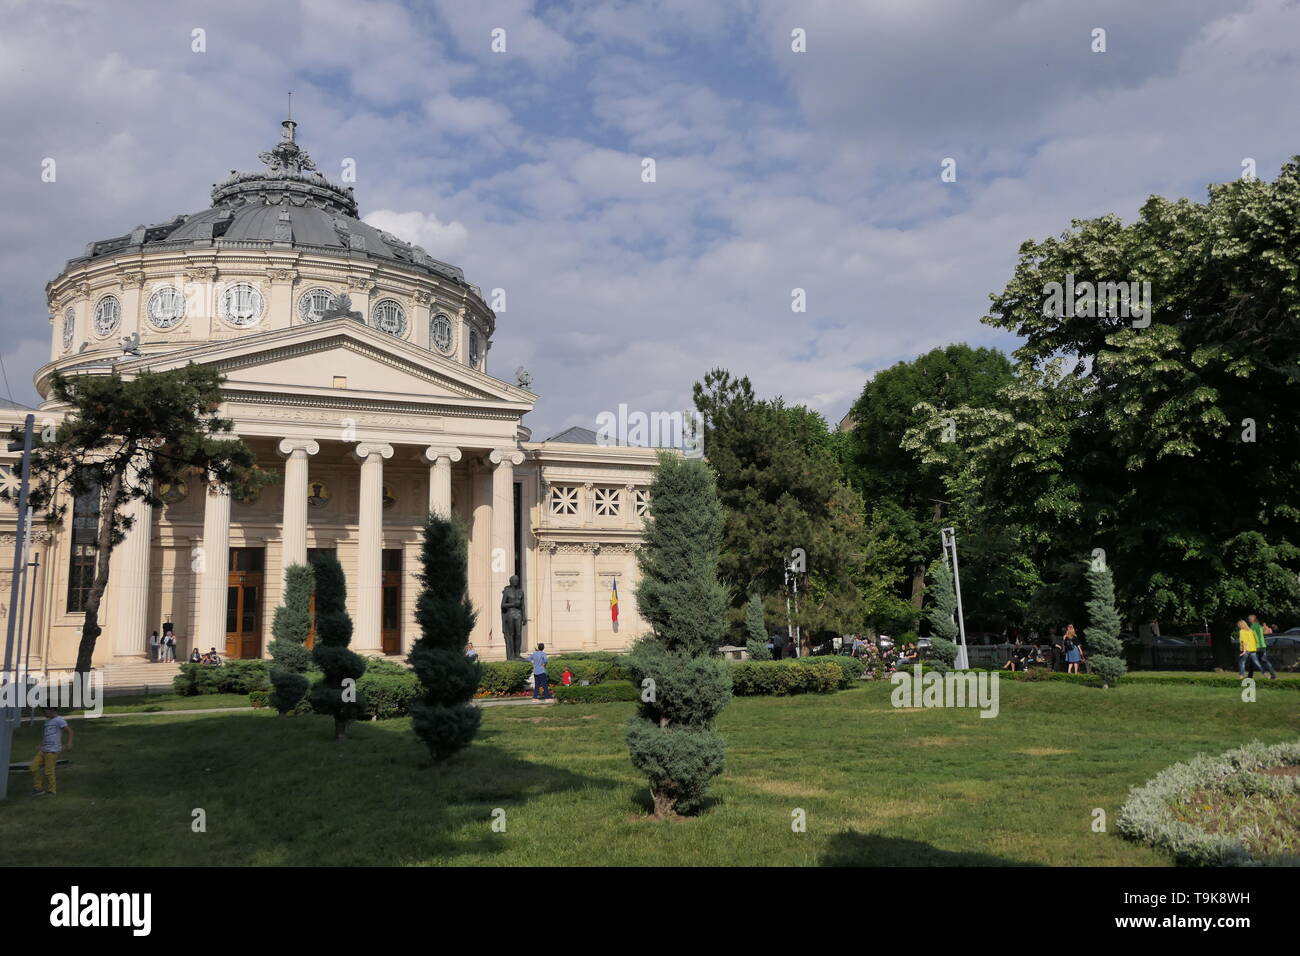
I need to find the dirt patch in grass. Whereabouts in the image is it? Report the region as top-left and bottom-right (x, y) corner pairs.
(914, 737), (957, 747)
(1016, 747), (1074, 756)
(1257, 765), (1300, 778)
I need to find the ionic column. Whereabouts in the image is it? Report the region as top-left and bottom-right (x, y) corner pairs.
(277, 439), (320, 570)
(587, 542), (601, 649)
(488, 448), (524, 647)
(354, 442), (393, 653)
(110, 460), (153, 657)
(424, 446), (462, 516)
(196, 482), (231, 654)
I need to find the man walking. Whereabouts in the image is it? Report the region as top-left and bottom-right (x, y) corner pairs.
(30, 707), (73, 797)
(1248, 614), (1278, 679)
(530, 642), (552, 701)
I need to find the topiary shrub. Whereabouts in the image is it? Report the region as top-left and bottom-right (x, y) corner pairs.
(408, 514), (482, 764)
(625, 454), (732, 817)
(309, 552), (367, 740)
(359, 671), (422, 719)
(477, 660), (531, 696)
(269, 563), (314, 715)
(1084, 563), (1127, 687)
(547, 658), (611, 685)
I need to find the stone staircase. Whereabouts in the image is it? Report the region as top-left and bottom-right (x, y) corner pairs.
(100, 659), (181, 696)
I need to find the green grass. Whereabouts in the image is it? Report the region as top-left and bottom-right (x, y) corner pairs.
(3, 681), (1297, 866)
(91, 693), (252, 715)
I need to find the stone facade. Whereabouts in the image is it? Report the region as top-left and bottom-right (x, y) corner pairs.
(0, 121), (660, 673)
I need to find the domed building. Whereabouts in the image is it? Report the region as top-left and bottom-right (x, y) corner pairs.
(1, 118), (659, 683)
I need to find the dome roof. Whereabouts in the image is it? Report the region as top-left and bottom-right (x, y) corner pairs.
(64, 119), (469, 288)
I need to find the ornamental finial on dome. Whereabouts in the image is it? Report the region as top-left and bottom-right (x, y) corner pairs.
(258, 99), (316, 175)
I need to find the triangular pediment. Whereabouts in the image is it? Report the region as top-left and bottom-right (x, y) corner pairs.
(114, 319), (535, 411)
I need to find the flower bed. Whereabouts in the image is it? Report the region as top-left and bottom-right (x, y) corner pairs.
(1116, 739), (1300, 866)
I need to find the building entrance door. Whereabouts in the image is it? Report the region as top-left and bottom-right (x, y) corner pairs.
(381, 549), (402, 655)
(225, 547), (265, 660)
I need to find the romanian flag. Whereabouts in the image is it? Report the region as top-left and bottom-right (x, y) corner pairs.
(610, 577), (619, 624)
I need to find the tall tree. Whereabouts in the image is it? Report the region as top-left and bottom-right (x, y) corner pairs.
(309, 553), (367, 740)
(743, 593), (770, 660)
(625, 452), (732, 817)
(693, 369), (865, 639)
(268, 563), (314, 715)
(844, 344), (1014, 618)
(908, 160), (1300, 659)
(17, 366), (268, 673)
(408, 514), (482, 764)
(1084, 563), (1127, 688)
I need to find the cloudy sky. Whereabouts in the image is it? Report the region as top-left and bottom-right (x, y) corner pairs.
(1, 0), (1295, 439)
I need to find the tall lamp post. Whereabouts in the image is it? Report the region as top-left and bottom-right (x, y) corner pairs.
(783, 557), (801, 659)
(940, 527), (970, 670)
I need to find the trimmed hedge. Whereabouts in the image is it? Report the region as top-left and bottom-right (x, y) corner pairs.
(478, 660), (532, 696)
(547, 658), (612, 686)
(173, 660), (270, 697)
(554, 680), (640, 703)
(731, 659), (845, 696)
(358, 670), (422, 719)
(799, 655), (866, 683)
(1117, 739), (1300, 866)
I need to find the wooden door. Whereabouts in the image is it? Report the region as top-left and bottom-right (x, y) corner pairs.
(381, 548), (402, 655)
(225, 548), (265, 659)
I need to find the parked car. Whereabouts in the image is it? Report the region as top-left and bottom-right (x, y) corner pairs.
(1154, 636), (1191, 646)
(1266, 635), (1300, 648)
(916, 637), (932, 650)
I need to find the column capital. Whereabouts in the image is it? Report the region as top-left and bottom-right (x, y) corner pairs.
(488, 447), (525, 467)
(353, 442), (394, 462)
(424, 446), (463, 465)
(278, 438), (321, 458)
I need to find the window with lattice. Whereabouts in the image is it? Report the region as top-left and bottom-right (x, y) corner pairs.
(550, 485), (579, 516)
(594, 487), (620, 517)
(633, 488), (650, 517)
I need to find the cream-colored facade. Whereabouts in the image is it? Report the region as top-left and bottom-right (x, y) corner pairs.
(0, 120), (658, 673)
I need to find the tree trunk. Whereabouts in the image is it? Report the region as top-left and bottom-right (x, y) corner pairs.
(910, 563), (926, 610)
(74, 468), (124, 674)
(651, 787), (675, 818)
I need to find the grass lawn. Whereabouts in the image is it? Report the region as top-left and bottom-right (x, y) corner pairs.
(91, 693), (252, 715)
(3, 680), (1296, 866)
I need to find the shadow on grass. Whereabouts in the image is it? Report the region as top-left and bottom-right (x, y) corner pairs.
(819, 830), (1045, 867)
(3, 712), (624, 866)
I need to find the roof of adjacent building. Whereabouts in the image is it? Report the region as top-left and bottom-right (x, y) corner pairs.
(61, 118), (471, 289)
(544, 426), (601, 444)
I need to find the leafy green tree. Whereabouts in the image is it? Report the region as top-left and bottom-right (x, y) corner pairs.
(744, 593), (770, 660)
(844, 345), (1014, 616)
(17, 366), (269, 673)
(907, 160), (1300, 662)
(309, 553), (367, 740)
(625, 453), (732, 817)
(268, 563), (314, 714)
(408, 514), (482, 764)
(1085, 564), (1127, 688)
(926, 560), (959, 643)
(693, 369), (865, 639)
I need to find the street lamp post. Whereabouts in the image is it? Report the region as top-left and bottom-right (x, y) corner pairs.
(940, 527), (970, 670)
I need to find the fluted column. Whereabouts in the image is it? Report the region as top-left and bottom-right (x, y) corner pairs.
(354, 442), (393, 653)
(488, 448), (524, 648)
(277, 439), (320, 569)
(587, 542), (601, 650)
(196, 481), (232, 654)
(110, 460), (153, 657)
(424, 446), (462, 516)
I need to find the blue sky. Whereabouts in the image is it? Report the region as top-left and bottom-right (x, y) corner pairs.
(1, 0), (1296, 439)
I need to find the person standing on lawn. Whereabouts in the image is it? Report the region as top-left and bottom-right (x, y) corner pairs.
(30, 707), (73, 797)
(530, 643), (552, 701)
(1062, 624), (1082, 674)
(1237, 619), (1265, 679)
(1247, 614), (1278, 679)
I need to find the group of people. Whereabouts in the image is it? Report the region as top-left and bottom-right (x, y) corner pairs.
(1236, 613), (1278, 680)
(148, 629), (178, 662)
(190, 647), (222, 666)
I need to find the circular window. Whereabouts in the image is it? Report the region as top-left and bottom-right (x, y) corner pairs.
(93, 295), (121, 337)
(372, 298), (407, 337)
(220, 283), (264, 327)
(147, 285), (186, 330)
(468, 329), (482, 367)
(62, 307), (75, 351)
(298, 287), (337, 323)
(431, 312), (454, 355)
(307, 481), (331, 508)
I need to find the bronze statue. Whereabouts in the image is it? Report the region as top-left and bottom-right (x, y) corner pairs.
(501, 575), (525, 659)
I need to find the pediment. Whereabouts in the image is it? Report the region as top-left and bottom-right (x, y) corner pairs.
(116, 320), (535, 410)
